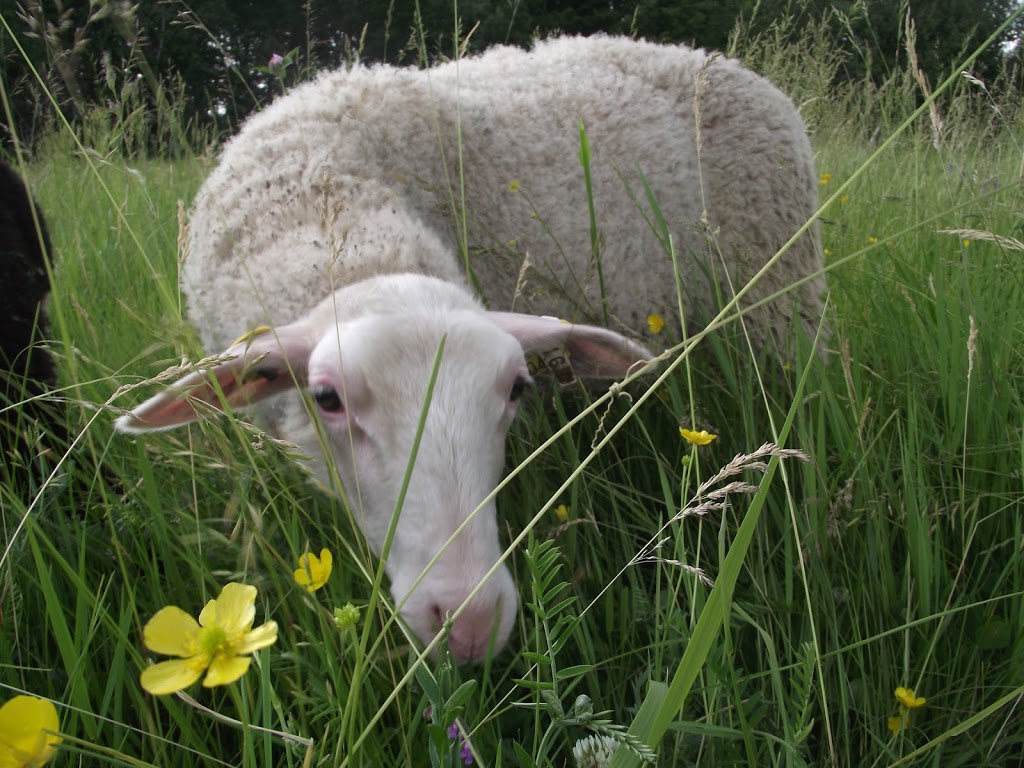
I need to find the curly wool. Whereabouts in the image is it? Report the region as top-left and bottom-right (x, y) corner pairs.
(184, 35), (824, 358)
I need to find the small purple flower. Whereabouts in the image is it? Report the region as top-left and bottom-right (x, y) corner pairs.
(448, 722), (473, 765)
(268, 53), (285, 69)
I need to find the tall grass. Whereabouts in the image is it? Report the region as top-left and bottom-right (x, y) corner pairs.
(3, 5), (1024, 767)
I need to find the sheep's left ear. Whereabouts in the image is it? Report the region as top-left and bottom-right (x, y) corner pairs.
(490, 312), (651, 381)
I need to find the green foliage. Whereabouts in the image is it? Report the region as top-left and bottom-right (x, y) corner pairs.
(3, 6), (1024, 767)
(415, 658), (479, 768)
(2, 0), (1020, 154)
(515, 537), (656, 766)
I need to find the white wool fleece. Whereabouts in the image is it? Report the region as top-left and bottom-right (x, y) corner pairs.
(184, 34), (825, 361)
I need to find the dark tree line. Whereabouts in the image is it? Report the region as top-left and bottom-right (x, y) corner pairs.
(1, 0), (1021, 153)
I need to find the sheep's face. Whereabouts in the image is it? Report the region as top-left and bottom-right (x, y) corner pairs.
(303, 310), (527, 662)
(115, 274), (651, 664)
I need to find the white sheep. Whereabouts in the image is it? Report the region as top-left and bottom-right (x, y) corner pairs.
(116, 35), (825, 662)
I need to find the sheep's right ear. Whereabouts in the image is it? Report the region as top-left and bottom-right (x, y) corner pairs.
(114, 324), (314, 433)
(489, 312), (652, 381)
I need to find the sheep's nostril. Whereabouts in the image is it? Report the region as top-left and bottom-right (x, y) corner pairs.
(442, 599), (501, 664)
(430, 603), (445, 629)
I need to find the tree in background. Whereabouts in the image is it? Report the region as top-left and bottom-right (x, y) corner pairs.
(818, 0), (1022, 85)
(1, 0), (1020, 154)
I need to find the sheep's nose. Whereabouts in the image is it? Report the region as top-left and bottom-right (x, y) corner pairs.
(430, 595), (506, 663)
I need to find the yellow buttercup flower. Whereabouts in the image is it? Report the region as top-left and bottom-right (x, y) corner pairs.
(888, 686), (925, 735)
(819, 173), (832, 186)
(0, 695), (61, 767)
(140, 582), (278, 695)
(554, 504), (570, 522)
(294, 548), (333, 593)
(647, 313), (665, 334)
(887, 712), (907, 733)
(508, 180), (520, 192)
(867, 236), (878, 245)
(680, 428), (717, 446)
(895, 686), (926, 709)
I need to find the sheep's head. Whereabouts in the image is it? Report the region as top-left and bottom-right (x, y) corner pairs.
(115, 274), (650, 663)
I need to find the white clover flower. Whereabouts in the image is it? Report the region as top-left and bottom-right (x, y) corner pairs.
(573, 734), (620, 768)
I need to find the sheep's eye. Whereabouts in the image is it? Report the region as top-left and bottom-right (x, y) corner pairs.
(311, 385), (344, 413)
(509, 375), (530, 403)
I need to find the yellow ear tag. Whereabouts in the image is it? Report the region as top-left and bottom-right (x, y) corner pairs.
(231, 325), (274, 347)
(525, 346), (575, 385)
(525, 316), (575, 384)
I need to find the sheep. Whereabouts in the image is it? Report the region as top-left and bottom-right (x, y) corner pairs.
(1, 160), (59, 481)
(115, 35), (825, 662)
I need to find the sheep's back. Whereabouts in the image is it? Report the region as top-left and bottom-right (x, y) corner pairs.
(184, 35), (824, 354)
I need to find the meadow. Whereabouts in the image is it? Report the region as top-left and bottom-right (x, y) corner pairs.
(2, 10), (1024, 768)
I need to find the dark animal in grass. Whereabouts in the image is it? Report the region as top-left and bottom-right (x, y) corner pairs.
(0, 160), (60, 483)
